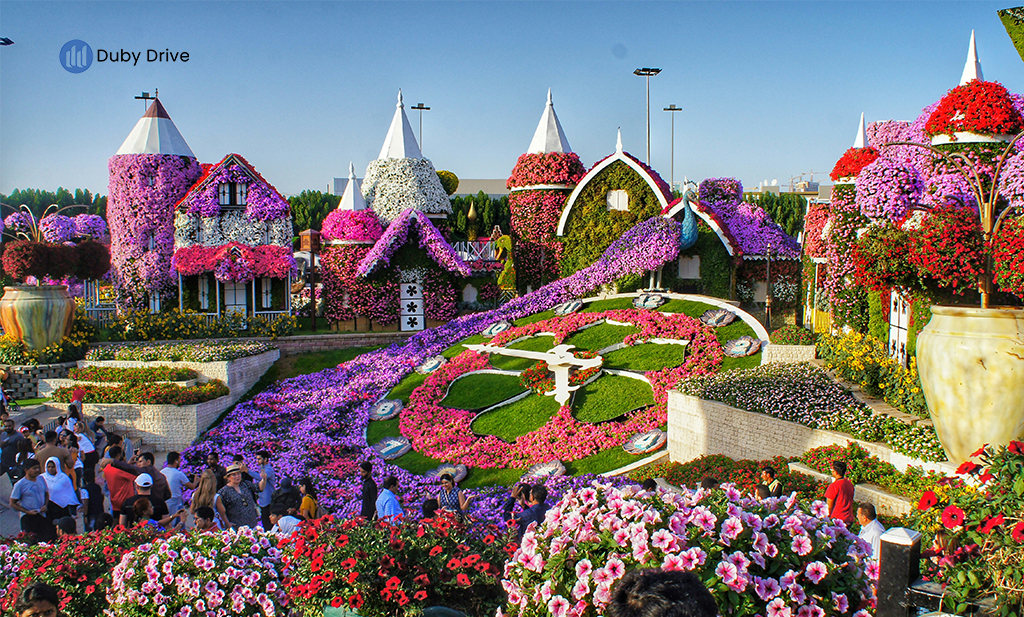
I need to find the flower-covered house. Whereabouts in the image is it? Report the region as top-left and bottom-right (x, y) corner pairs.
(554, 131), (800, 311)
(171, 153), (295, 322)
(319, 92), (468, 332)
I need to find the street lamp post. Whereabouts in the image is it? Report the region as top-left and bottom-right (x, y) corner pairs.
(663, 104), (682, 190)
(411, 102), (430, 149)
(633, 68), (661, 165)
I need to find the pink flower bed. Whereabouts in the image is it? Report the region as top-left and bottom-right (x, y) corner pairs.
(321, 209), (383, 243)
(399, 310), (722, 468)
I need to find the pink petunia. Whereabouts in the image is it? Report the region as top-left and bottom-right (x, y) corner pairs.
(548, 595), (570, 617)
(662, 553), (686, 571)
(767, 598), (792, 617)
(715, 561), (739, 584)
(791, 535), (813, 556)
(605, 558), (626, 579)
(804, 561), (828, 585)
(575, 559), (593, 580)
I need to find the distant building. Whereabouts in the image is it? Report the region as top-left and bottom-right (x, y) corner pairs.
(452, 179), (507, 199)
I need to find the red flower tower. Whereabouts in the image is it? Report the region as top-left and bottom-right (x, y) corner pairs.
(506, 90), (585, 289)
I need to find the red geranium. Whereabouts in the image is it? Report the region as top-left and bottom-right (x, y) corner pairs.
(956, 461), (981, 475)
(831, 147), (880, 181)
(1008, 440), (1024, 455)
(925, 80), (1024, 138)
(918, 490), (939, 511)
(1012, 521), (1024, 543)
(942, 504), (966, 528)
(978, 514), (1005, 534)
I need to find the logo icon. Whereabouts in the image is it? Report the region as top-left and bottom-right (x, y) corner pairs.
(60, 40), (92, 73)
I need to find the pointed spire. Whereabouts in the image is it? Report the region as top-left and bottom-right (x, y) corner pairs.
(115, 98), (195, 157)
(853, 112), (867, 149)
(616, 128), (623, 153)
(339, 162), (367, 211)
(378, 89), (423, 160)
(960, 30), (984, 85)
(526, 89), (572, 154)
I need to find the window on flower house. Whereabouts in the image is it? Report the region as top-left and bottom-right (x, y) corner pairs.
(218, 182), (248, 208)
(261, 277), (273, 309)
(677, 255), (700, 279)
(198, 276), (210, 310)
(606, 190), (629, 211)
(149, 292), (161, 314)
(147, 236), (155, 251)
(260, 228), (271, 245)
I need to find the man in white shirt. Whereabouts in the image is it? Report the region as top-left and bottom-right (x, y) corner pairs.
(268, 504), (302, 536)
(160, 451), (195, 515)
(857, 503), (886, 558)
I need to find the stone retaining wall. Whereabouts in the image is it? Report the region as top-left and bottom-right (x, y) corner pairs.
(0, 362), (76, 399)
(47, 396), (232, 451)
(666, 392), (957, 477)
(762, 344), (816, 364)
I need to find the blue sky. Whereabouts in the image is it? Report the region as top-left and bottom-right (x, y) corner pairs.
(1, 1), (1021, 198)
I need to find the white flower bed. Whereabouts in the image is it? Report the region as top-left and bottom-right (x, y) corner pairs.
(362, 158), (452, 223)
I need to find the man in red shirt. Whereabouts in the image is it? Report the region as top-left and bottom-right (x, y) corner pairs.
(825, 460), (855, 524)
(100, 446), (137, 522)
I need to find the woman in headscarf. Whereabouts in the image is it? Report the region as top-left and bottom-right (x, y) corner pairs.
(42, 457), (80, 523)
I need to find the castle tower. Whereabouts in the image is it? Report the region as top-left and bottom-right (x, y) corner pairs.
(361, 90), (450, 224)
(506, 89), (584, 288)
(108, 98), (202, 309)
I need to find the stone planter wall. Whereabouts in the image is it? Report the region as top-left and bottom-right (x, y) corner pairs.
(762, 344), (816, 364)
(0, 362), (77, 399)
(666, 392), (958, 477)
(79, 349), (279, 408)
(47, 396), (233, 451)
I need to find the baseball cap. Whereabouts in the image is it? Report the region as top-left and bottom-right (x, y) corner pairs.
(135, 473), (153, 487)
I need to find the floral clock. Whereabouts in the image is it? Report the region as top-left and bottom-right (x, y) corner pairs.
(396, 308), (724, 470)
(370, 399), (403, 421)
(416, 355), (447, 374)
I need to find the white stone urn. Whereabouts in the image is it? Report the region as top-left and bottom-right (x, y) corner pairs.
(917, 306), (1024, 464)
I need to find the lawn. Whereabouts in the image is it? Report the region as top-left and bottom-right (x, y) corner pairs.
(603, 343), (689, 372)
(564, 323), (639, 352)
(470, 393), (560, 442)
(564, 446), (651, 476)
(582, 298), (635, 312)
(441, 374), (527, 410)
(573, 375), (654, 423)
(489, 336), (556, 370)
(657, 298), (763, 370)
(15, 397), (49, 407)
(386, 372), (429, 404)
(514, 309), (555, 326)
(388, 448), (525, 489)
(366, 417), (400, 444)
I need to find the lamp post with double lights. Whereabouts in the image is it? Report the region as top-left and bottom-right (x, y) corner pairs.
(663, 104), (682, 190)
(633, 67), (661, 165)
(411, 102), (430, 150)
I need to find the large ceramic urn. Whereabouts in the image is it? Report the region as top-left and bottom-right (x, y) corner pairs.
(917, 306), (1024, 464)
(0, 285), (76, 350)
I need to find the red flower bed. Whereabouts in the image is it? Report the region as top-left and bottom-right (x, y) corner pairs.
(52, 379), (228, 405)
(171, 241), (296, 281)
(907, 205), (984, 293)
(830, 147), (880, 181)
(991, 214), (1024, 298)
(506, 152), (585, 189)
(925, 80), (1024, 138)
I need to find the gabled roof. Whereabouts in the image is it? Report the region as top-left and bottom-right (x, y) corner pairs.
(339, 162), (367, 211)
(115, 98), (195, 157)
(556, 130), (674, 236)
(960, 30), (983, 85)
(174, 153), (289, 211)
(527, 89), (572, 154)
(356, 209), (470, 278)
(378, 90), (423, 160)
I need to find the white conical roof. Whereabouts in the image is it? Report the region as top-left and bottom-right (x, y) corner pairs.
(378, 90), (422, 160)
(853, 112), (867, 148)
(527, 89), (572, 154)
(960, 30), (984, 85)
(339, 162), (367, 211)
(115, 99), (195, 157)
